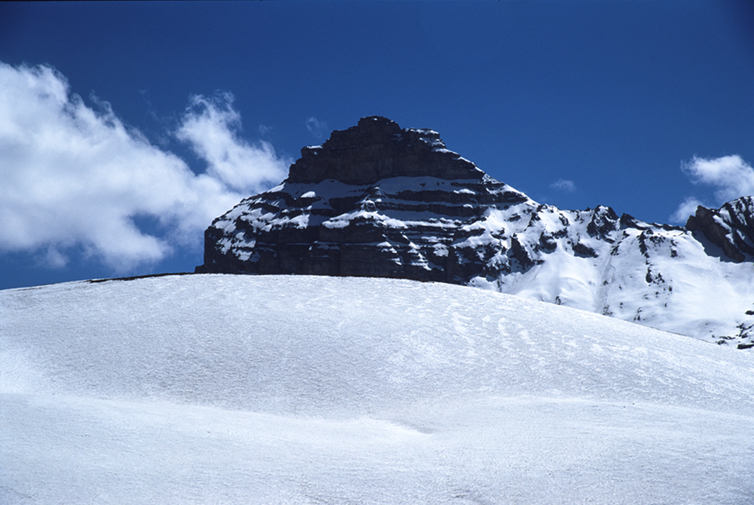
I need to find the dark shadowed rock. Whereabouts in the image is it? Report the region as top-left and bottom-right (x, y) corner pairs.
(287, 116), (484, 185)
(686, 197), (754, 262)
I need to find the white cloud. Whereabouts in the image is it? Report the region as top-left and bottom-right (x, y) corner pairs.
(671, 155), (754, 223)
(670, 197), (704, 224)
(176, 93), (289, 193)
(682, 155), (754, 202)
(549, 179), (576, 192)
(0, 63), (289, 272)
(43, 247), (69, 269)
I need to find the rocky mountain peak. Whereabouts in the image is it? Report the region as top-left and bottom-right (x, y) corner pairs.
(197, 117), (754, 349)
(286, 116), (484, 185)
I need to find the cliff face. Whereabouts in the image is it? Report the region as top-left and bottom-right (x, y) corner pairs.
(197, 116), (754, 348)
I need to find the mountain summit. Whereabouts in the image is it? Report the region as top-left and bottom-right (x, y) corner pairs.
(197, 116), (754, 348)
(287, 116), (485, 184)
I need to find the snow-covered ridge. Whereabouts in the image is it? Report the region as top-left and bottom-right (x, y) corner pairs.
(2, 274), (753, 503)
(198, 117), (754, 348)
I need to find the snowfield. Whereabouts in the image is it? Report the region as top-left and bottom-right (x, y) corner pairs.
(1, 274), (753, 504)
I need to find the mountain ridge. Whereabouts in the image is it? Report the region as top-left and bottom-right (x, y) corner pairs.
(197, 116), (754, 348)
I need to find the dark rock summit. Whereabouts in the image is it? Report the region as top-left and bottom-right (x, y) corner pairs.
(197, 116), (754, 349)
(197, 116), (529, 283)
(288, 116), (485, 185)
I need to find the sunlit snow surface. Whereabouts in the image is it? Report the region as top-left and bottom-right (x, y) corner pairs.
(2, 274), (753, 504)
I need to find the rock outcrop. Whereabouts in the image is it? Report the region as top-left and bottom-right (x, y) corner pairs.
(197, 116), (754, 349)
(197, 116), (530, 283)
(686, 197), (754, 263)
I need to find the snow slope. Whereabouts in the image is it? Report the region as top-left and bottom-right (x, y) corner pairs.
(2, 274), (754, 504)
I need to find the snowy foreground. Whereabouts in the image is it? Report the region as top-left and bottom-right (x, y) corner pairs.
(2, 274), (754, 504)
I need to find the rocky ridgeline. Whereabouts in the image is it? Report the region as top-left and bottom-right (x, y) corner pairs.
(197, 116), (754, 348)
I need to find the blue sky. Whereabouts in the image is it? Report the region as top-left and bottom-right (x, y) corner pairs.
(1, 0), (753, 290)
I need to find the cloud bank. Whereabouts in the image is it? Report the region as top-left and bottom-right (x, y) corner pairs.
(671, 155), (754, 223)
(0, 63), (290, 272)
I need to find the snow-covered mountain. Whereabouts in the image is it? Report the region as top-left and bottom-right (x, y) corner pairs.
(2, 274), (753, 504)
(198, 116), (754, 348)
